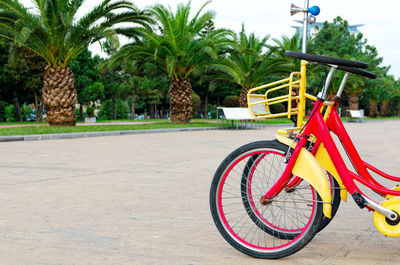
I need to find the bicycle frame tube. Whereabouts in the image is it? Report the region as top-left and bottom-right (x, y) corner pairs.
(300, 101), (361, 196)
(272, 97), (400, 215)
(296, 60), (308, 128)
(326, 101), (400, 197)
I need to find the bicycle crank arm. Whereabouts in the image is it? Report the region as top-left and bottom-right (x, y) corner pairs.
(364, 196), (398, 221)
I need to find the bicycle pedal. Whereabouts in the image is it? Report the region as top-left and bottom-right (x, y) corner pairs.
(373, 197), (400, 237)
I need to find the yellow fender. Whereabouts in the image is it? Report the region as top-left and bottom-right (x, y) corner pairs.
(315, 144), (348, 202)
(276, 135), (332, 218)
(276, 135), (347, 201)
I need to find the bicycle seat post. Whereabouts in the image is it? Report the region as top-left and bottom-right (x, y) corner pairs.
(336, 72), (349, 98)
(318, 66), (336, 100)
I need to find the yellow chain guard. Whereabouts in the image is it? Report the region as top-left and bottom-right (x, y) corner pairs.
(373, 197), (400, 237)
(386, 185), (400, 199)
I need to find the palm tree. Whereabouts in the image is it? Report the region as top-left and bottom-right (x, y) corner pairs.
(391, 84), (400, 116)
(113, 1), (233, 123)
(365, 85), (380, 117)
(212, 26), (283, 107)
(378, 77), (395, 117)
(345, 75), (365, 110)
(271, 32), (302, 74)
(0, 0), (153, 126)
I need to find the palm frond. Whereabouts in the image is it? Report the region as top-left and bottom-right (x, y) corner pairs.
(0, 0), (153, 67)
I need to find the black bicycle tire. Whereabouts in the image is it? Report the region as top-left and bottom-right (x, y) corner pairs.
(209, 140), (323, 259)
(317, 176), (341, 232)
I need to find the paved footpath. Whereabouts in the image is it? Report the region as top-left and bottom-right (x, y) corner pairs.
(0, 121), (400, 264)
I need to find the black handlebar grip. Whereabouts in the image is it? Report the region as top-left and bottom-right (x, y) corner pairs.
(336, 65), (377, 79)
(285, 51), (369, 69)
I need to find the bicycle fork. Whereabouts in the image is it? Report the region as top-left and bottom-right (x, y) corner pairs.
(260, 137), (308, 205)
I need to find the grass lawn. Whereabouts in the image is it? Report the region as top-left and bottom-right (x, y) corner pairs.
(0, 121), (214, 136)
(4, 115), (399, 137)
(0, 117), (293, 136)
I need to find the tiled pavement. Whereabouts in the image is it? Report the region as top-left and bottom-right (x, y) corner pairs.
(0, 120), (399, 264)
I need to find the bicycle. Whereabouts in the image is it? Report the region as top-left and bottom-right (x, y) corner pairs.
(209, 2), (400, 259)
(209, 50), (400, 259)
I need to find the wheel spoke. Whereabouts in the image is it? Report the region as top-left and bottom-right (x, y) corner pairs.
(210, 142), (322, 259)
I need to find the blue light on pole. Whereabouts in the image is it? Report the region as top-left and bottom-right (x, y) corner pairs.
(308, 6), (320, 16)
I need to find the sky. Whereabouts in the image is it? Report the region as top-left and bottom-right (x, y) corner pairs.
(20, 0), (400, 78)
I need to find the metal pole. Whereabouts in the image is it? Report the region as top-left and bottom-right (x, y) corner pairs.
(301, 0), (309, 53)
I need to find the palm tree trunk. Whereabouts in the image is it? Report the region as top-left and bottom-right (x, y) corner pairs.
(204, 92), (209, 119)
(348, 94), (359, 110)
(397, 102), (400, 116)
(130, 93), (135, 120)
(43, 65), (76, 126)
(239, 87), (251, 108)
(112, 97), (117, 120)
(34, 91), (44, 122)
(79, 104), (84, 121)
(169, 78), (192, 123)
(369, 101), (378, 118)
(380, 101), (389, 117)
(150, 104), (155, 119)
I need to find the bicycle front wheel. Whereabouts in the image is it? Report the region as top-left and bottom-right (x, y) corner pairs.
(209, 140), (323, 259)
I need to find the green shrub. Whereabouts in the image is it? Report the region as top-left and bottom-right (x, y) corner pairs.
(0, 101), (9, 122)
(208, 104), (217, 118)
(192, 92), (201, 118)
(98, 99), (129, 120)
(5, 105), (15, 122)
(21, 105), (32, 121)
(86, 106), (95, 117)
(269, 103), (286, 114)
(75, 108), (86, 120)
(223, 96), (240, 107)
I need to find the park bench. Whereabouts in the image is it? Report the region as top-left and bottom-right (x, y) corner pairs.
(347, 109), (364, 122)
(216, 107), (265, 129)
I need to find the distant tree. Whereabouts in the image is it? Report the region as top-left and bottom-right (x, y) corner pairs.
(309, 16), (388, 110)
(113, 1), (234, 123)
(377, 77), (395, 116)
(211, 26), (282, 107)
(70, 48), (101, 121)
(365, 86), (380, 117)
(196, 18), (217, 118)
(346, 75), (365, 110)
(0, 42), (45, 121)
(271, 31), (302, 74)
(0, 0), (153, 125)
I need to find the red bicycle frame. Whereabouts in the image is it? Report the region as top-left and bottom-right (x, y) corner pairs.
(263, 97), (400, 210)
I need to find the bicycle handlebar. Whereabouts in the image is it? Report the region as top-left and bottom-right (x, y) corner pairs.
(285, 51), (376, 79)
(335, 65), (377, 79)
(285, 51), (369, 68)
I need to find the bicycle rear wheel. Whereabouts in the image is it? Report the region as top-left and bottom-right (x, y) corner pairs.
(209, 140), (323, 259)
